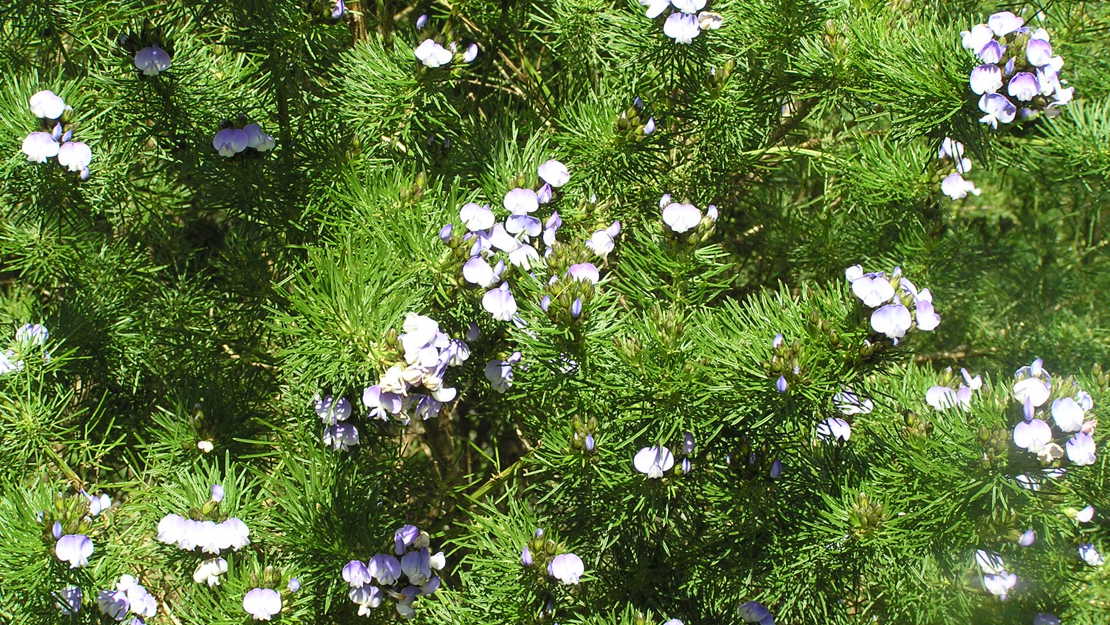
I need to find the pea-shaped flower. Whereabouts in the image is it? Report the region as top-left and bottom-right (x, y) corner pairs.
(133, 45), (172, 76)
(29, 90), (66, 119)
(243, 588), (282, 621)
(547, 553), (584, 585)
(55, 534), (94, 568)
(634, 445), (675, 478)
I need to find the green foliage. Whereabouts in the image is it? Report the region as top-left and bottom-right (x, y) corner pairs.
(0, 1), (1108, 625)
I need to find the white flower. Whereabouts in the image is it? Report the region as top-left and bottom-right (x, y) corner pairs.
(21, 132), (59, 163)
(662, 202), (701, 234)
(663, 12), (700, 44)
(941, 172), (981, 200)
(55, 534), (94, 568)
(1051, 397), (1085, 432)
(414, 39), (453, 68)
(816, 417), (851, 442)
(29, 90), (66, 119)
(57, 141), (92, 173)
(538, 159), (570, 187)
(546, 553), (584, 585)
(1079, 543), (1104, 566)
(193, 557), (229, 586)
(633, 445), (674, 478)
(243, 588), (282, 621)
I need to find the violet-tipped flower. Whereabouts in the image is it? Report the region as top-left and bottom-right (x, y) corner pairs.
(133, 45), (172, 75)
(634, 445), (675, 478)
(55, 534), (93, 568)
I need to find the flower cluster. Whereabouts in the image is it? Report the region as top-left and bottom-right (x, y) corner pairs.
(96, 575), (158, 624)
(845, 265), (940, 342)
(412, 16), (478, 68)
(963, 11), (1072, 128)
(926, 367), (982, 410)
(441, 159), (618, 324)
(975, 549), (1017, 600)
(341, 524), (446, 619)
(660, 194), (718, 239)
(1, 323), (50, 375)
(133, 44), (171, 76)
(639, 1), (722, 44)
(212, 122), (276, 157)
(20, 90), (92, 179)
(314, 394), (358, 451)
(521, 529), (584, 585)
(938, 137), (981, 200)
(360, 313), (469, 426)
(156, 485), (250, 559)
(414, 39), (479, 68)
(1010, 358), (1096, 466)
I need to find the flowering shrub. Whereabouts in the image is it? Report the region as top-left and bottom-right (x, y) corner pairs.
(0, 2), (1108, 625)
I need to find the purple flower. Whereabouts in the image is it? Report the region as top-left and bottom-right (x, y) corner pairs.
(915, 297), (940, 331)
(243, 588), (282, 621)
(243, 123), (275, 151)
(506, 214), (542, 237)
(870, 304), (912, 340)
(322, 423), (359, 451)
(134, 45), (172, 75)
(1018, 529), (1036, 546)
(1027, 38), (1053, 67)
(775, 375), (788, 393)
(439, 223), (454, 241)
(520, 545), (533, 566)
(1007, 72), (1040, 102)
(414, 39), (452, 68)
(567, 262), (600, 283)
(363, 385), (402, 420)
(315, 395), (351, 424)
(56, 585), (82, 615)
(21, 132), (59, 163)
(401, 548), (432, 585)
(663, 12), (700, 43)
(739, 601), (774, 625)
(662, 202), (701, 233)
(769, 459), (783, 479)
(547, 553), (584, 584)
(415, 13), (428, 29)
(969, 64), (1002, 95)
(584, 433), (596, 451)
(570, 298), (583, 318)
(644, 117), (656, 135)
(484, 352), (521, 392)
(394, 524), (421, 555)
(681, 431), (695, 455)
(941, 172), (981, 200)
(287, 578), (301, 593)
(210, 484), (225, 503)
(978, 93), (1016, 128)
(462, 43), (479, 63)
(331, 0), (347, 19)
(976, 40), (1005, 64)
(987, 11), (1024, 37)
(834, 388), (874, 415)
(538, 159), (570, 187)
(29, 90), (66, 119)
(212, 128), (248, 157)
(482, 283), (517, 321)
(367, 553), (402, 585)
(771, 333), (784, 349)
(55, 534), (93, 568)
(816, 418), (851, 442)
(1012, 419), (1051, 451)
(503, 188), (539, 214)
(96, 589), (129, 620)
(634, 445), (675, 478)
(16, 323), (49, 345)
(537, 183), (553, 204)
(1066, 432), (1096, 465)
